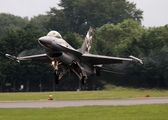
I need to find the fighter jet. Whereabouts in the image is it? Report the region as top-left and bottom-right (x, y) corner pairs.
(5, 27), (143, 84)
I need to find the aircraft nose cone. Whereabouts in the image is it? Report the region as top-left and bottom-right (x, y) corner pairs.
(38, 36), (52, 47)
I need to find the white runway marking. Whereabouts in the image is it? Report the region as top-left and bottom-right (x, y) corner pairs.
(0, 97), (168, 108)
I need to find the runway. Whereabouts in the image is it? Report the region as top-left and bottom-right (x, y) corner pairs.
(0, 97), (168, 108)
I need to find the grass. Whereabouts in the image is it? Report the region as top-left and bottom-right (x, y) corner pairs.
(0, 104), (168, 120)
(0, 87), (168, 101)
(0, 87), (168, 120)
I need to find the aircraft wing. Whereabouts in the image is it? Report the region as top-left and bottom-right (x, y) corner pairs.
(81, 54), (143, 65)
(5, 53), (51, 63)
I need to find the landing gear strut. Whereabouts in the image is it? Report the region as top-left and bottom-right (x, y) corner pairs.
(81, 76), (86, 84)
(52, 60), (59, 84)
(54, 71), (59, 84)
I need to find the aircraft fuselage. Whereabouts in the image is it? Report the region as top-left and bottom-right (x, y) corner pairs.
(38, 35), (95, 78)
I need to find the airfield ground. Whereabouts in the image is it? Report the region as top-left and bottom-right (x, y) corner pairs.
(0, 87), (168, 101)
(0, 88), (168, 120)
(0, 104), (168, 120)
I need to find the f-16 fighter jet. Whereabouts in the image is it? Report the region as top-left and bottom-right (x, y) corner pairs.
(6, 27), (142, 84)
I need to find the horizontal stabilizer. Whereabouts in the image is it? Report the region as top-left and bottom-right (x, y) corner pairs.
(5, 54), (20, 63)
(96, 66), (125, 74)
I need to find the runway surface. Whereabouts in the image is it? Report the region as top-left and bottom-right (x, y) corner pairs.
(0, 97), (168, 108)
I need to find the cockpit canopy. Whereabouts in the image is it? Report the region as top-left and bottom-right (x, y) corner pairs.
(47, 31), (62, 39)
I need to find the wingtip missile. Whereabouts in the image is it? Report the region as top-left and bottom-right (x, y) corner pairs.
(129, 55), (143, 64)
(5, 54), (20, 63)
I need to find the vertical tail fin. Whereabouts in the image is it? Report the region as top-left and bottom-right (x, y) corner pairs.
(80, 27), (95, 54)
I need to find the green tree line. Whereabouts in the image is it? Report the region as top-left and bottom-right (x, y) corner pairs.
(0, 0), (168, 91)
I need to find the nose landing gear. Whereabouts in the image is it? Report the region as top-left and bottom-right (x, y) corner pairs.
(52, 60), (60, 84)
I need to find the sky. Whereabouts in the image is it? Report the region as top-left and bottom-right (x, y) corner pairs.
(129, 0), (168, 27)
(0, 0), (168, 27)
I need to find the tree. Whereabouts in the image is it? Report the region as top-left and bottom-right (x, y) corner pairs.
(0, 13), (29, 37)
(30, 14), (49, 31)
(0, 24), (53, 91)
(91, 19), (144, 87)
(130, 25), (168, 88)
(63, 32), (83, 49)
(93, 19), (144, 56)
(47, 8), (71, 33)
(47, 0), (143, 34)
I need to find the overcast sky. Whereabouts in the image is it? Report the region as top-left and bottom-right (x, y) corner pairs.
(0, 0), (168, 27)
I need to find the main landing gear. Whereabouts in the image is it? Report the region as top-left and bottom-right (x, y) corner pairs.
(52, 60), (88, 85)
